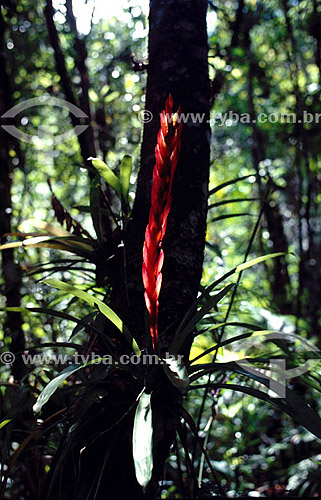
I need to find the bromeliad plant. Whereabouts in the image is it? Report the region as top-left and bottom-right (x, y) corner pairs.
(142, 94), (182, 350)
(2, 96), (321, 499)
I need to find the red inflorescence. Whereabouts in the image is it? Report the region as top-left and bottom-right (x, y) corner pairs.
(142, 94), (183, 350)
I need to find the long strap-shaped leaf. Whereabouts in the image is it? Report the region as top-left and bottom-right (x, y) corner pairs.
(170, 253), (284, 354)
(170, 283), (235, 354)
(89, 157), (122, 197)
(133, 390), (153, 488)
(208, 173), (254, 196)
(33, 355), (141, 414)
(190, 382), (321, 441)
(0, 235), (95, 256)
(33, 364), (83, 414)
(45, 278), (138, 351)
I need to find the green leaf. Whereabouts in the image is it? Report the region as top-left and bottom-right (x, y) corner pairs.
(33, 355), (123, 414)
(209, 174), (254, 196)
(189, 331), (254, 365)
(45, 279), (123, 331)
(236, 252), (284, 272)
(206, 321), (263, 331)
(170, 283), (235, 354)
(133, 391), (153, 488)
(0, 235), (95, 255)
(70, 311), (97, 339)
(72, 205), (92, 213)
(88, 88), (99, 103)
(205, 241), (222, 257)
(90, 176), (102, 241)
(5, 306), (83, 325)
(163, 357), (189, 393)
(33, 364), (82, 413)
(120, 155), (133, 202)
(89, 157), (121, 197)
(0, 419), (11, 430)
(209, 197), (258, 209)
(189, 359), (282, 383)
(187, 284), (235, 335)
(232, 47), (246, 57)
(44, 279), (138, 351)
(190, 382), (321, 440)
(210, 213), (254, 223)
(104, 91), (120, 103)
(173, 253), (285, 351)
(30, 220), (71, 237)
(100, 84), (110, 97)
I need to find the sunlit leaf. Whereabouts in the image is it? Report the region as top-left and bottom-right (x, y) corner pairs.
(172, 253), (285, 353)
(30, 220), (71, 237)
(0, 419), (12, 429)
(0, 235), (95, 254)
(209, 174), (254, 196)
(33, 364), (82, 414)
(90, 176), (102, 241)
(44, 279), (138, 351)
(163, 356), (189, 393)
(189, 381), (321, 440)
(89, 157), (121, 197)
(236, 252), (284, 272)
(133, 390), (153, 488)
(210, 213), (255, 223)
(208, 197), (258, 209)
(120, 155), (133, 202)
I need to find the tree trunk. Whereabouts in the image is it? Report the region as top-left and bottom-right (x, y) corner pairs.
(124, 0), (211, 352)
(44, 0), (96, 166)
(0, 7), (25, 382)
(106, 0), (211, 494)
(243, 19), (292, 315)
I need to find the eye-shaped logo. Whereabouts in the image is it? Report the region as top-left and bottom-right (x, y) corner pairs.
(1, 96), (88, 144)
(235, 332), (320, 398)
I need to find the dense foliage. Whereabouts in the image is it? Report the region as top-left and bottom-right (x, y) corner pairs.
(1, 0), (321, 498)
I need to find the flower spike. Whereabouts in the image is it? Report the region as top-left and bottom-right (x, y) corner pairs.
(142, 94), (182, 350)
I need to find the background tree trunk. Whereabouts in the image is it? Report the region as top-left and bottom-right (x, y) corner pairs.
(124, 0), (211, 352)
(44, 0), (96, 166)
(0, 7), (25, 382)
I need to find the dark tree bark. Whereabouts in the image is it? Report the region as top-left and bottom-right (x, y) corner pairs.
(103, 0), (211, 495)
(65, 0), (97, 161)
(0, 7), (25, 381)
(124, 0), (211, 351)
(44, 0), (96, 166)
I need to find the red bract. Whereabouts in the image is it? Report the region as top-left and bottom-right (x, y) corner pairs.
(142, 94), (183, 350)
